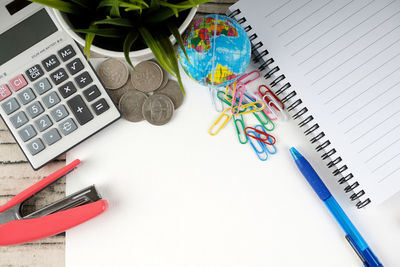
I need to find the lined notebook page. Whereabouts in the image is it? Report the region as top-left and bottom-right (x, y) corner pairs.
(231, 0), (400, 205)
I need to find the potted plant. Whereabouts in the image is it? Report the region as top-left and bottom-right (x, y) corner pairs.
(29, 0), (211, 93)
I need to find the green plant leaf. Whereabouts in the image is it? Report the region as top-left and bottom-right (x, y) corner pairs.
(69, 0), (89, 8)
(143, 6), (185, 24)
(28, 0), (83, 14)
(94, 18), (134, 27)
(84, 32), (96, 60)
(139, 27), (185, 95)
(123, 30), (139, 68)
(139, 27), (174, 74)
(167, 21), (189, 61)
(98, 0), (142, 11)
(74, 28), (126, 38)
(159, 33), (185, 95)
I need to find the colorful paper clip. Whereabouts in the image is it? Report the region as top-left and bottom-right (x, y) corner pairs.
(245, 126), (276, 145)
(253, 109), (275, 131)
(209, 87), (224, 112)
(231, 82), (246, 115)
(233, 114), (248, 144)
(258, 85), (284, 111)
(209, 108), (233, 136)
(264, 97), (288, 121)
(255, 125), (277, 154)
(247, 130), (268, 161)
(230, 71), (261, 89)
(232, 101), (265, 115)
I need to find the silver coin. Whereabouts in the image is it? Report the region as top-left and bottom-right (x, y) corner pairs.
(107, 73), (139, 104)
(98, 59), (129, 90)
(151, 60), (169, 90)
(131, 61), (163, 93)
(155, 80), (184, 109)
(119, 90), (148, 122)
(142, 94), (174, 126)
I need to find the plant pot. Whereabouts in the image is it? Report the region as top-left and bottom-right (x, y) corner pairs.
(53, 7), (197, 61)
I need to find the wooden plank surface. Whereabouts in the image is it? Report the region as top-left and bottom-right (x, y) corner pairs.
(0, 1), (237, 266)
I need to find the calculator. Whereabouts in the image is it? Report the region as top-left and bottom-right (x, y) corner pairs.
(0, 2), (121, 169)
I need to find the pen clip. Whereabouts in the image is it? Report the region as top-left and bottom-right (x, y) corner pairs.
(345, 235), (366, 265)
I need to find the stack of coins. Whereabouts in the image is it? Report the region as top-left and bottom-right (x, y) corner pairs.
(97, 59), (184, 126)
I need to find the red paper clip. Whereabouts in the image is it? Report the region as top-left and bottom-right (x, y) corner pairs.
(258, 85), (284, 111)
(244, 126), (276, 145)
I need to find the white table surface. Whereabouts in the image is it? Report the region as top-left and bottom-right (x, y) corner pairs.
(65, 62), (400, 267)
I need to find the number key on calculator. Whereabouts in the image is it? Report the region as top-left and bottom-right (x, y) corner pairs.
(0, 6), (121, 169)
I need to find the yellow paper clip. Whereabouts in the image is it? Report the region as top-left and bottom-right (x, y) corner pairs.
(232, 101), (265, 115)
(224, 81), (236, 102)
(209, 108), (233, 136)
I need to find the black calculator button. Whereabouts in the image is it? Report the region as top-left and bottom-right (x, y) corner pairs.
(58, 81), (77, 99)
(66, 58), (84, 75)
(67, 95), (93, 125)
(83, 85), (101, 102)
(58, 45), (76, 62)
(74, 71), (93, 88)
(92, 98), (109, 115)
(25, 65), (44, 82)
(50, 68), (69, 85)
(42, 55), (60, 72)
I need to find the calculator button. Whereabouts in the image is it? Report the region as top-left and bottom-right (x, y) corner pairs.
(18, 124), (37, 142)
(43, 91), (60, 108)
(42, 54), (60, 72)
(50, 68), (69, 85)
(0, 84), (11, 101)
(74, 71), (92, 88)
(43, 128), (61, 146)
(50, 104), (69, 122)
(33, 78), (52, 95)
(9, 74), (27, 92)
(58, 81), (77, 99)
(83, 85), (101, 102)
(27, 138), (45, 155)
(59, 118), (77, 136)
(26, 65), (44, 82)
(10, 111), (28, 129)
(92, 98), (109, 115)
(1, 97), (20, 115)
(26, 101), (44, 119)
(66, 58), (84, 75)
(67, 95), (93, 125)
(34, 115), (53, 132)
(58, 45), (76, 62)
(18, 88), (36, 105)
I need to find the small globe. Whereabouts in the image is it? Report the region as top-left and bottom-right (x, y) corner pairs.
(178, 14), (251, 87)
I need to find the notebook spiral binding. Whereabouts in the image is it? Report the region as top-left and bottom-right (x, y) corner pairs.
(228, 9), (371, 209)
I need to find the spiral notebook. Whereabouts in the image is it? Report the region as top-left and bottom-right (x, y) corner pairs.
(228, 0), (400, 208)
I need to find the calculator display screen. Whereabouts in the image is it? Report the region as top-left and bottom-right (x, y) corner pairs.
(0, 9), (58, 66)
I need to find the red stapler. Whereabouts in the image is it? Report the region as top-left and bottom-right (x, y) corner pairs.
(0, 159), (107, 246)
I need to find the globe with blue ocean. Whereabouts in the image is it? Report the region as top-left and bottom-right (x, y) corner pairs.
(178, 14), (251, 87)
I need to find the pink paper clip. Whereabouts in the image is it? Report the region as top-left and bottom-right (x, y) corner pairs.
(231, 82), (246, 115)
(237, 70), (261, 86)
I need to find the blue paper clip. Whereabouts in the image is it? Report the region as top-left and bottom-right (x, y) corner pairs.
(255, 125), (277, 154)
(247, 130), (268, 161)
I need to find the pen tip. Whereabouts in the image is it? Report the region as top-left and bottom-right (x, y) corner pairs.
(289, 147), (302, 160)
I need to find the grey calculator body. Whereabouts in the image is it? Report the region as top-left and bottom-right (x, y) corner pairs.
(0, 2), (120, 169)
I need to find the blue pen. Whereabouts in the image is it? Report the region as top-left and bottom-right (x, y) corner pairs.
(289, 147), (383, 267)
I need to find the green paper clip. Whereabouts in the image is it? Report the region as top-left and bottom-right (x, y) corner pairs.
(233, 114), (248, 144)
(253, 110), (275, 131)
